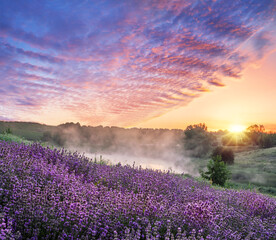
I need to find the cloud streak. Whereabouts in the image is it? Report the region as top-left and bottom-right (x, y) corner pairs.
(0, 0), (275, 126)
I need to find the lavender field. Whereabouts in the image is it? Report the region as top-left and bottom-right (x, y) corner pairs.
(0, 141), (275, 239)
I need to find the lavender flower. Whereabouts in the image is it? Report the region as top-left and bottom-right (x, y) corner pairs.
(0, 141), (275, 239)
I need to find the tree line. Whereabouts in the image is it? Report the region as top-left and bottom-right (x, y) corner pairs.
(222, 124), (276, 148)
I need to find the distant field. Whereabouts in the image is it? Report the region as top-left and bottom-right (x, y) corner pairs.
(229, 147), (276, 194)
(194, 147), (276, 195)
(0, 121), (54, 141)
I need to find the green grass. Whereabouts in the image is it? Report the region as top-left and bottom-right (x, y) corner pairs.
(195, 147), (276, 196)
(0, 121), (54, 141)
(225, 181), (276, 197)
(12, 129), (43, 141)
(229, 147), (276, 186)
(0, 133), (32, 144)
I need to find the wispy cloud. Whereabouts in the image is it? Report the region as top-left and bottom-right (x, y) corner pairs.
(0, 0), (275, 126)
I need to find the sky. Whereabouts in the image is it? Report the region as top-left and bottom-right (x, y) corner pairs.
(0, 0), (276, 131)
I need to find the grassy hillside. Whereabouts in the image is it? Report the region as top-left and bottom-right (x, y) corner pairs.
(195, 147), (276, 196)
(228, 147), (276, 195)
(0, 133), (32, 145)
(0, 141), (275, 239)
(0, 121), (54, 141)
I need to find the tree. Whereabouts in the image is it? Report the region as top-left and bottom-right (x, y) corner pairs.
(246, 124), (276, 148)
(246, 124), (265, 145)
(212, 146), (234, 165)
(247, 124), (265, 133)
(184, 123), (214, 157)
(184, 123), (207, 139)
(201, 155), (231, 186)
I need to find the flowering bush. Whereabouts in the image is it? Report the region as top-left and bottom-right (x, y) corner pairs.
(0, 141), (275, 239)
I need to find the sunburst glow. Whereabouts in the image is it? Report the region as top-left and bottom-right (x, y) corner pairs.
(229, 125), (246, 133)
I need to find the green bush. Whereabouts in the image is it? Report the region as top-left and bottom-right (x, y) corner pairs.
(201, 155), (231, 186)
(212, 146), (234, 164)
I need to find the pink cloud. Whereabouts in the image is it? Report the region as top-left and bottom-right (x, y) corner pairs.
(1, 0), (275, 126)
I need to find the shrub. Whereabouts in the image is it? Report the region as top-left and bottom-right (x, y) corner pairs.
(4, 128), (12, 134)
(201, 155), (231, 186)
(212, 146), (234, 165)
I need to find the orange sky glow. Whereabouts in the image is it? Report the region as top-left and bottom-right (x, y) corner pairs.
(1, 1), (275, 132)
(136, 51), (276, 132)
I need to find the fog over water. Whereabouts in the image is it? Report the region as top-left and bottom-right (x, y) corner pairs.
(50, 123), (200, 176)
(84, 151), (198, 175)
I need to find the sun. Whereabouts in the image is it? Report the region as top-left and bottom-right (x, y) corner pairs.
(229, 124), (246, 133)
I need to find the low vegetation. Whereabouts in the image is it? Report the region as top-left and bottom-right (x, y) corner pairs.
(200, 155), (231, 186)
(0, 133), (31, 145)
(228, 147), (276, 196)
(0, 141), (275, 239)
